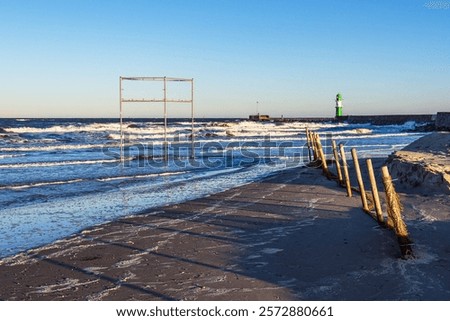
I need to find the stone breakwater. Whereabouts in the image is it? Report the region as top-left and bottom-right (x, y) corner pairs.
(436, 112), (450, 130)
(346, 114), (434, 126)
(387, 132), (450, 195)
(261, 114), (440, 128)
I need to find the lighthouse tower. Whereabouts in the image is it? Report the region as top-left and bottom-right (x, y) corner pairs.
(335, 93), (343, 118)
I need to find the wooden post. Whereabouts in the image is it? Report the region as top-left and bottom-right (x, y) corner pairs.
(351, 148), (369, 211)
(305, 128), (312, 162)
(316, 134), (328, 174)
(309, 132), (319, 161)
(332, 140), (343, 183)
(381, 166), (413, 259)
(339, 144), (352, 197)
(308, 131), (316, 161)
(366, 159), (384, 224)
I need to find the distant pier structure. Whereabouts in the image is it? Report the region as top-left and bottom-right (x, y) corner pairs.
(249, 113), (270, 121)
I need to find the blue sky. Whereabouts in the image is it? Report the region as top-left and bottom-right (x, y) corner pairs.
(1, 0), (449, 118)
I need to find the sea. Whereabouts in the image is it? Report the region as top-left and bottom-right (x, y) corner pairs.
(0, 118), (426, 258)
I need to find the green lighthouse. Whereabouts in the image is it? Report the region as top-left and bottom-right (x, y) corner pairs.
(335, 93), (343, 117)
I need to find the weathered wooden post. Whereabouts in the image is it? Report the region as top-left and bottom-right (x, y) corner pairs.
(339, 144), (352, 197)
(351, 148), (369, 211)
(305, 128), (312, 162)
(366, 159), (384, 224)
(313, 131), (317, 161)
(314, 133), (320, 163)
(316, 134), (328, 174)
(332, 140), (343, 184)
(381, 166), (414, 259)
(309, 131), (317, 161)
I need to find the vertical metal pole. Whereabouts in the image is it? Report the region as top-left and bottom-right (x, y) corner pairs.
(163, 77), (168, 162)
(119, 76), (124, 163)
(191, 78), (195, 159)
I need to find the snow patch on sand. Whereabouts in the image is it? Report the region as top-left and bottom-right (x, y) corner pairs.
(114, 256), (143, 269)
(30, 278), (99, 294)
(83, 266), (107, 274)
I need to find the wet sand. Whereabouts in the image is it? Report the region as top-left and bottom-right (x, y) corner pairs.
(1, 159), (449, 300)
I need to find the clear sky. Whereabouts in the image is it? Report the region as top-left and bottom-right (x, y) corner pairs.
(1, 0), (449, 118)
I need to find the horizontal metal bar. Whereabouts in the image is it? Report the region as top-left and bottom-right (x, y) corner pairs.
(121, 99), (165, 103)
(121, 77), (163, 81)
(166, 99), (193, 103)
(168, 78), (193, 82)
(121, 99), (193, 103)
(121, 76), (192, 82)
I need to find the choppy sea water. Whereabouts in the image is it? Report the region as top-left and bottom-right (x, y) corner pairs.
(0, 118), (425, 258)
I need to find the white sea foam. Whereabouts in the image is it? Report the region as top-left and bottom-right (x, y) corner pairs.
(0, 158), (117, 169)
(0, 144), (111, 152)
(261, 248), (284, 255)
(0, 154), (26, 159)
(96, 171), (187, 182)
(6, 123), (120, 134)
(0, 179), (85, 190)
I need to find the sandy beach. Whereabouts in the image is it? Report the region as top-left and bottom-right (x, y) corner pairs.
(1, 132), (449, 301)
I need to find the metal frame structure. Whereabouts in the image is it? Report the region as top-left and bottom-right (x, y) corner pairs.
(119, 76), (195, 162)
